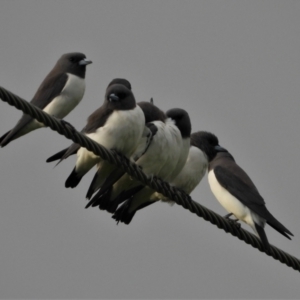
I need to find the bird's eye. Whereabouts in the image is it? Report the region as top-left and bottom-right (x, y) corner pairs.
(118, 92), (126, 98)
(69, 57), (75, 62)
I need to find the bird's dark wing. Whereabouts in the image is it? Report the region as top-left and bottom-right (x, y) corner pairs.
(46, 147), (71, 162)
(0, 114), (40, 147)
(86, 168), (126, 200)
(214, 166), (293, 239)
(214, 165), (265, 208)
(46, 105), (113, 164)
(46, 144), (80, 164)
(56, 143), (81, 164)
(30, 72), (68, 108)
(83, 106), (113, 134)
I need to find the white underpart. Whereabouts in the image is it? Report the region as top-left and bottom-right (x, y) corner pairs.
(131, 126), (153, 161)
(75, 106), (145, 176)
(165, 137), (190, 182)
(127, 119), (191, 208)
(170, 146), (208, 194)
(42, 73), (85, 119)
(18, 74), (85, 136)
(153, 127), (190, 203)
(154, 146), (208, 204)
(208, 170), (266, 235)
(86, 126), (151, 195)
(89, 123), (152, 194)
(110, 118), (184, 200)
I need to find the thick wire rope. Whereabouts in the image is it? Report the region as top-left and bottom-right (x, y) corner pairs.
(0, 85), (299, 272)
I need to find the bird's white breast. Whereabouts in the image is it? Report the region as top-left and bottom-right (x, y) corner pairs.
(88, 107), (144, 155)
(166, 137), (190, 182)
(208, 170), (254, 225)
(171, 146), (208, 194)
(144, 120), (183, 179)
(76, 106), (145, 173)
(43, 73), (85, 119)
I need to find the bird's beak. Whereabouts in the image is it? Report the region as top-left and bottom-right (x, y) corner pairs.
(108, 93), (119, 102)
(79, 58), (93, 65)
(215, 145), (228, 152)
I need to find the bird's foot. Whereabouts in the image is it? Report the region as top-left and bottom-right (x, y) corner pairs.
(226, 217), (241, 229)
(224, 213), (233, 219)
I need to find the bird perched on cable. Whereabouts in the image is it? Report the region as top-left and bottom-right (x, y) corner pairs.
(111, 131), (209, 224)
(85, 100), (166, 202)
(46, 78), (145, 189)
(85, 106), (191, 214)
(0, 52), (92, 147)
(192, 131), (292, 250)
(155, 131), (209, 203)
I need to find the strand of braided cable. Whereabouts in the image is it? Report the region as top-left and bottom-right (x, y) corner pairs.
(0, 85), (299, 272)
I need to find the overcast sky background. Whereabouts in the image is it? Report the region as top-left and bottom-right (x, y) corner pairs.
(0, 1), (300, 298)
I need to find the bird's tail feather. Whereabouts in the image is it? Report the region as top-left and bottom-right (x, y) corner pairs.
(65, 167), (82, 188)
(266, 213), (293, 240)
(0, 130), (11, 147)
(46, 148), (69, 163)
(112, 200), (136, 225)
(254, 223), (270, 251)
(86, 172), (100, 200)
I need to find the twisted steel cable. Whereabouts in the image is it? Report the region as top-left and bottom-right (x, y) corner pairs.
(0, 86), (299, 272)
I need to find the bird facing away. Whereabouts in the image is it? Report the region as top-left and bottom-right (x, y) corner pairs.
(46, 79), (145, 189)
(111, 131), (209, 224)
(196, 131), (293, 250)
(156, 131), (209, 203)
(0, 52), (92, 147)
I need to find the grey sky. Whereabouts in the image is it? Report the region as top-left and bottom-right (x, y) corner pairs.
(0, 0), (299, 298)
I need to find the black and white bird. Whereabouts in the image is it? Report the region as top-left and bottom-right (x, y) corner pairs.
(85, 101), (166, 203)
(107, 109), (192, 224)
(112, 131), (209, 224)
(193, 131), (292, 250)
(46, 79), (145, 189)
(0, 52), (92, 147)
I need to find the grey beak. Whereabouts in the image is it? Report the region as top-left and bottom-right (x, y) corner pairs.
(109, 93), (119, 102)
(215, 145), (228, 152)
(79, 58), (93, 65)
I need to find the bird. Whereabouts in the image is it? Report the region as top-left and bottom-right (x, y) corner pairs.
(85, 106), (191, 214)
(109, 108), (192, 224)
(46, 79), (145, 189)
(0, 52), (92, 147)
(194, 131), (292, 250)
(85, 100), (167, 202)
(111, 131), (209, 224)
(45, 78), (132, 163)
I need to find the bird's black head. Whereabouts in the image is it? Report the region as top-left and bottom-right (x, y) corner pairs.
(57, 52), (92, 78)
(107, 78), (132, 91)
(105, 84), (136, 110)
(166, 108), (191, 138)
(137, 102), (166, 123)
(191, 131), (228, 162)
